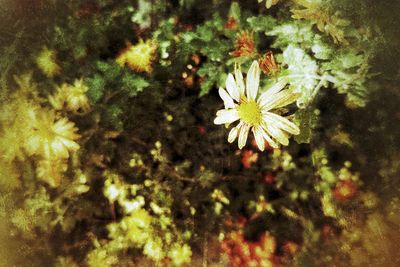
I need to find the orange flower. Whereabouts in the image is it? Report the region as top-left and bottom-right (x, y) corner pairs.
(225, 17), (238, 30)
(282, 241), (299, 255)
(230, 31), (256, 58)
(334, 180), (357, 202)
(191, 54), (201, 65)
(241, 150), (258, 168)
(221, 231), (279, 267)
(263, 173), (275, 184)
(259, 51), (279, 76)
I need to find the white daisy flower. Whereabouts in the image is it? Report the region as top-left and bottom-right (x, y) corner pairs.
(214, 61), (300, 151)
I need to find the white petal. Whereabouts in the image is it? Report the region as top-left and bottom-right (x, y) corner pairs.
(43, 142), (51, 158)
(228, 122), (242, 143)
(259, 127), (279, 148)
(246, 61), (260, 100)
(59, 137), (80, 151)
(234, 63), (245, 96)
(261, 90), (300, 111)
(273, 92), (301, 109)
(238, 123), (250, 149)
(218, 87), (235, 109)
(214, 109), (239, 125)
(51, 140), (69, 158)
(263, 122), (289, 146)
(263, 112), (300, 135)
(258, 79), (288, 106)
(252, 126), (265, 151)
(226, 74), (240, 101)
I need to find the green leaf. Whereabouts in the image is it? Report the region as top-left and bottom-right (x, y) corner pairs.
(199, 78), (214, 97)
(87, 74), (106, 103)
(294, 108), (319, 144)
(322, 49), (371, 107)
(281, 45), (319, 108)
(198, 63), (225, 96)
(131, 0), (152, 28)
(196, 23), (215, 42)
(122, 74), (150, 97)
(96, 61), (121, 81)
(267, 21), (314, 48)
(199, 39), (231, 62)
(105, 104), (124, 130)
(228, 2), (241, 22)
(247, 15), (277, 33)
(311, 35), (333, 60)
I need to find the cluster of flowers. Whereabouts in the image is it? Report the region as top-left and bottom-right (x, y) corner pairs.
(221, 219), (279, 267)
(49, 79), (90, 113)
(0, 72), (88, 187)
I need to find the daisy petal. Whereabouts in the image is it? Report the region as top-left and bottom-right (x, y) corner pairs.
(234, 63), (245, 96)
(228, 122), (242, 143)
(258, 79), (288, 106)
(238, 124), (250, 149)
(252, 126), (265, 151)
(59, 138), (80, 151)
(246, 61), (260, 100)
(218, 87), (235, 109)
(259, 127), (279, 148)
(214, 109), (239, 125)
(226, 74), (240, 101)
(263, 123), (289, 146)
(263, 112), (300, 135)
(261, 90), (300, 111)
(273, 92), (301, 109)
(51, 141), (69, 158)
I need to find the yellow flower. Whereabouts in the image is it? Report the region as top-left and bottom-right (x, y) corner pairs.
(122, 209), (153, 245)
(35, 47), (61, 78)
(116, 39), (157, 73)
(13, 72), (38, 94)
(86, 246), (117, 267)
(214, 61), (300, 151)
(143, 238), (164, 261)
(49, 79), (90, 112)
(67, 79), (90, 111)
(25, 110), (80, 159)
(36, 159), (68, 187)
(0, 84), (39, 161)
(48, 84), (68, 110)
(168, 243), (192, 266)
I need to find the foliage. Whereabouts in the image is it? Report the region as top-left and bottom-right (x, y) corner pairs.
(0, 0), (399, 266)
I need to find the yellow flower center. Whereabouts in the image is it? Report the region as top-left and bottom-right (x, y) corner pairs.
(236, 100), (262, 126)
